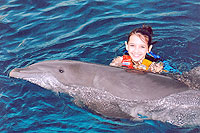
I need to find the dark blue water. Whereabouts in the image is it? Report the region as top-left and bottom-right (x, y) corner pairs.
(1, 0), (200, 132)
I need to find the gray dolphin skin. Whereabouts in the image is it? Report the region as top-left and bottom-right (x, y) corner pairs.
(9, 60), (200, 126)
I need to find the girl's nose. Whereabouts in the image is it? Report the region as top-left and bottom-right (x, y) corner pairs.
(134, 46), (140, 53)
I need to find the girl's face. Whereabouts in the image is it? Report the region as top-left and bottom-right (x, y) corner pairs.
(126, 34), (151, 62)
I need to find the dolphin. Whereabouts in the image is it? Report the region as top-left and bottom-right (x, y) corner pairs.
(9, 60), (200, 126)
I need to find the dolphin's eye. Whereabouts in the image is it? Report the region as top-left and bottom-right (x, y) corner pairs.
(59, 69), (64, 73)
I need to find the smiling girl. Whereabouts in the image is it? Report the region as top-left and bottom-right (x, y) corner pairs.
(110, 25), (164, 73)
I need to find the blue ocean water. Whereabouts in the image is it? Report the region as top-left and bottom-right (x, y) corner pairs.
(0, 0), (200, 132)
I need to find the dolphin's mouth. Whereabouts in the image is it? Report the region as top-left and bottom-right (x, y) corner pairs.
(10, 68), (23, 78)
(9, 68), (39, 79)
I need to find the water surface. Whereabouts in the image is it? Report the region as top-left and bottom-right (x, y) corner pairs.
(0, 0), (200, 132)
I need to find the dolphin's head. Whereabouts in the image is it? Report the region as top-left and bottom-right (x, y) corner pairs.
(9, 60), (90, 93)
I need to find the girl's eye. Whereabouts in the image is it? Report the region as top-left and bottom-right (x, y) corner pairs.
(141, 46), (146, 48)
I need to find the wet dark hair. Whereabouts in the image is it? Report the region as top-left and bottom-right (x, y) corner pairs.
(127, 25), (154, 47)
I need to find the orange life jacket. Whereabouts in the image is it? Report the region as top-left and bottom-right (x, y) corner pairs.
(121, 55), (153, 71)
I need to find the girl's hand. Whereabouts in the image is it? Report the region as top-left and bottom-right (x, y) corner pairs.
(150, 62), (164, 73)
(109, 56), (123, 67)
